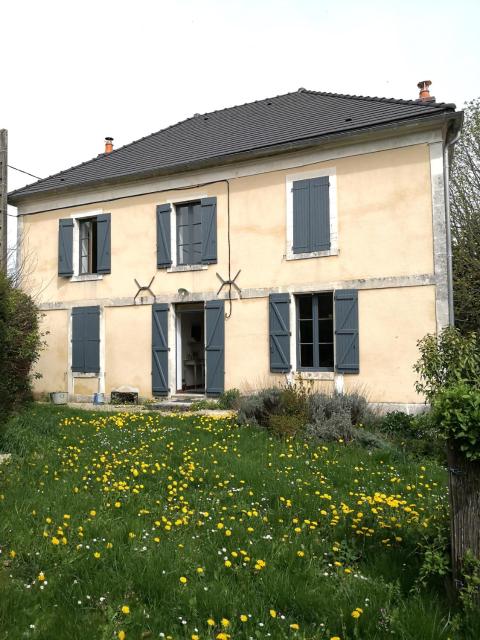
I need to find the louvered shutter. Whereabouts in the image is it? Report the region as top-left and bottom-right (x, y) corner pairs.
(334, 290), (359, 374)
(71, 306), (100, 373)
(58, 218), (74, 276)
(200, 197), (217, 264)
(269, 293), (291, 372)
(152, 303), (169, 396)
(205, 300), (225, 395)
(96, 213), (111, 274)
(292, 176), (330, 254)
(156, 204), (172, 268)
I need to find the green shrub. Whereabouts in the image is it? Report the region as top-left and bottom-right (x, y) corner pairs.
(379, 411), (415, 435)
(218, 388), (241, 409)
(268, 413), (305, 437)
(0, 274), (43, 435)
(431, 382), (480, 460)
(414, 326), (480, 401)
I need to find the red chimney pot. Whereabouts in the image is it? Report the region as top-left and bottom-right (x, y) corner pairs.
(417, 80), (434, 102)
(105, 137), (114, 154)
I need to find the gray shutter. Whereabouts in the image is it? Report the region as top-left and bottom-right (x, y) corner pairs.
(152, 303), (169, 396)
(292, 180), (310, 254)
(201, 197), (217, 264)
(269, 293), (291, 372)
(58, 218), (74, 276)
(156, 204), (172, 268)
(335, 290), (359, 374)
(292, 177), (330, 254)
(71, 306), (100, 373)
(97, 213), (111, 274)
(310, 176), (331, 252)
(205, 300), (225, 395)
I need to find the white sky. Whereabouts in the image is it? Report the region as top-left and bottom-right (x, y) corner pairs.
(4, 0), (480, 248)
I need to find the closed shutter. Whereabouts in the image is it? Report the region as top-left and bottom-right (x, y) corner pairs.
(97, 213), (111, 274)
(200, 197), (217, 264)
(71, 306), (100, 373)
(292, 176), (330, 254)
(152, 303), (169, 396)
(156, 204), (172, 268)
(205, 300), (225, 395)
(334, 289), (359, 374)
(58, 218), (74, 276)
(269, 293), (291, 372)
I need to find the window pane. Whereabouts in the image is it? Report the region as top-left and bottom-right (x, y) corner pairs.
(319, 343), (334, 368)
(299, 318), (313, 343)
(301, 343), (313, 367)
(177, 205), (189, 225)
(178, 225), (189, 246)
(298, 296), (312, 320)
(317, 292), (333, 318)
(318, 318), (333, 342)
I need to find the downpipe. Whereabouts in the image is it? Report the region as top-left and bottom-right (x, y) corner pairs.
(443, 127), (461, 326)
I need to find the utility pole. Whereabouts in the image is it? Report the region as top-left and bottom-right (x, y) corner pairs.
(0, 129), (7, 271)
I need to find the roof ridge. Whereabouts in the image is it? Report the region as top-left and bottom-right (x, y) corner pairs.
(304, 88), (456, 110)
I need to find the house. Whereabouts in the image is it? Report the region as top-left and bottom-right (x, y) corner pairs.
(8, 83), (462, 411)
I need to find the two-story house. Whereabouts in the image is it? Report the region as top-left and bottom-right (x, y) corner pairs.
(8, 85), (462, 411)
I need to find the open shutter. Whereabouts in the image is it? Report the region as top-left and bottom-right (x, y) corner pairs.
(58, 218), (74, 276)
(335, 290), (359, 374)
(152, 303), (169, 396)
(269, 293), (291, 372)
(292, 177), (330, 254)
(201, 197), (217, 264)
(71, 306), (100, 373)
(156, 204), (172, 268)
(97, 213), (111, 274)
(205, 300), (224, 395)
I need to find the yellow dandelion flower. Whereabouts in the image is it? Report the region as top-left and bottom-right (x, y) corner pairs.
(94, 552), (101, 559)
(118, 632), (126, 640)
(51, 537), (60, 546)
(290, 623), (300, 630)
(240, 614), (248, 622)
(269, 609), (277, 618)
(121, 605), (130, 614)
(207, 618), (215, 626)
(38, 572), (45, 581)
(89, 510), (96, 517)
(351, 610), (361, 619)
(221, 618), (230, 628)
(179, 576), (187, 584)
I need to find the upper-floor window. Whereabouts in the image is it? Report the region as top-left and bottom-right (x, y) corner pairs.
(156, 197), (217, 270)
(286, 169), (338, 261)
(58, 213), (111, 278)
(176, 201), (202, 266)
(79, 218), (98, 274)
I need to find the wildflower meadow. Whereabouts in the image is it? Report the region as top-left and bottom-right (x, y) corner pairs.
(0, 405), (476, 639)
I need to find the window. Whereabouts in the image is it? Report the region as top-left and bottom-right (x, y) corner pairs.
(297, 293), (334, 370)
(176, 201), (202, 266)
(79, 218), (98, 274)
(286, 169), (337, 260)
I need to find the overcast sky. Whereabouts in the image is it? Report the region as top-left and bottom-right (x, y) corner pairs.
(4, 0), (480, 242)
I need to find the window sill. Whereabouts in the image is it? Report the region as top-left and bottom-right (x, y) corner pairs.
(294, 370), (335, 381)
(70, 274), (104, 282)
(286, 248), (338, 261)
(167, 264), (208, 273)
(72, 372), (99, 378)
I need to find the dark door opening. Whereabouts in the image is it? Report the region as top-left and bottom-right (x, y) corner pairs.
(176, 303), (205, 393)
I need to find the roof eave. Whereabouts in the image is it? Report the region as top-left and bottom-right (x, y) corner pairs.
(8, 109), (460, 207)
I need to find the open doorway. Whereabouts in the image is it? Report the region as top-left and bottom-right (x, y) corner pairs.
(175, 303), (205, 393)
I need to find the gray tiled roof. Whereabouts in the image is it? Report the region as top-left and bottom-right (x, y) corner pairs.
(9, 89), (456, 202)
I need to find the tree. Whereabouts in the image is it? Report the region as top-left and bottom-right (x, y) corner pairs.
(450, 98), (480, 333)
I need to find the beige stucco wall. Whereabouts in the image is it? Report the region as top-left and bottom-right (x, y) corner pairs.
(25, 141), (439, 405)
(20, 144), (433, 304)
(33, 309), (69, 395)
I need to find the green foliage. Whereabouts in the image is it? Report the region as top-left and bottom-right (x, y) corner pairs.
(189, 399), (219, 411)
(380, 411), (415, 435)
(217, 388), (241, 410)
(450, 98), (480, 334)
(431, 383), (480, 460)
(414, 326), (480, 401)
(459, 550), (480, 611)
(0, 273), (43, 433)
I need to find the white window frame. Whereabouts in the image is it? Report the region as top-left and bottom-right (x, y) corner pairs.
(69, 209), (104, 281)
(285, 167), (338, 261)
(162, 196), (209, 273)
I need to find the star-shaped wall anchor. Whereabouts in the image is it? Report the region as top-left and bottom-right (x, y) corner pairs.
(216, 269), (242, 297)
(133, 275), (155, 302)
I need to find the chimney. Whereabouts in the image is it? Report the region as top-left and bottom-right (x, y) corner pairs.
(417, 80), (434, 102)
(104, 137), (114, 154)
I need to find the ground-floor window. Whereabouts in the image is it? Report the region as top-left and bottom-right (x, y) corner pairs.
(296, 292), (334, 370)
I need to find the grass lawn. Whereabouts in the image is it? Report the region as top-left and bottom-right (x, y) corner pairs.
(0, 405), (477, 639)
